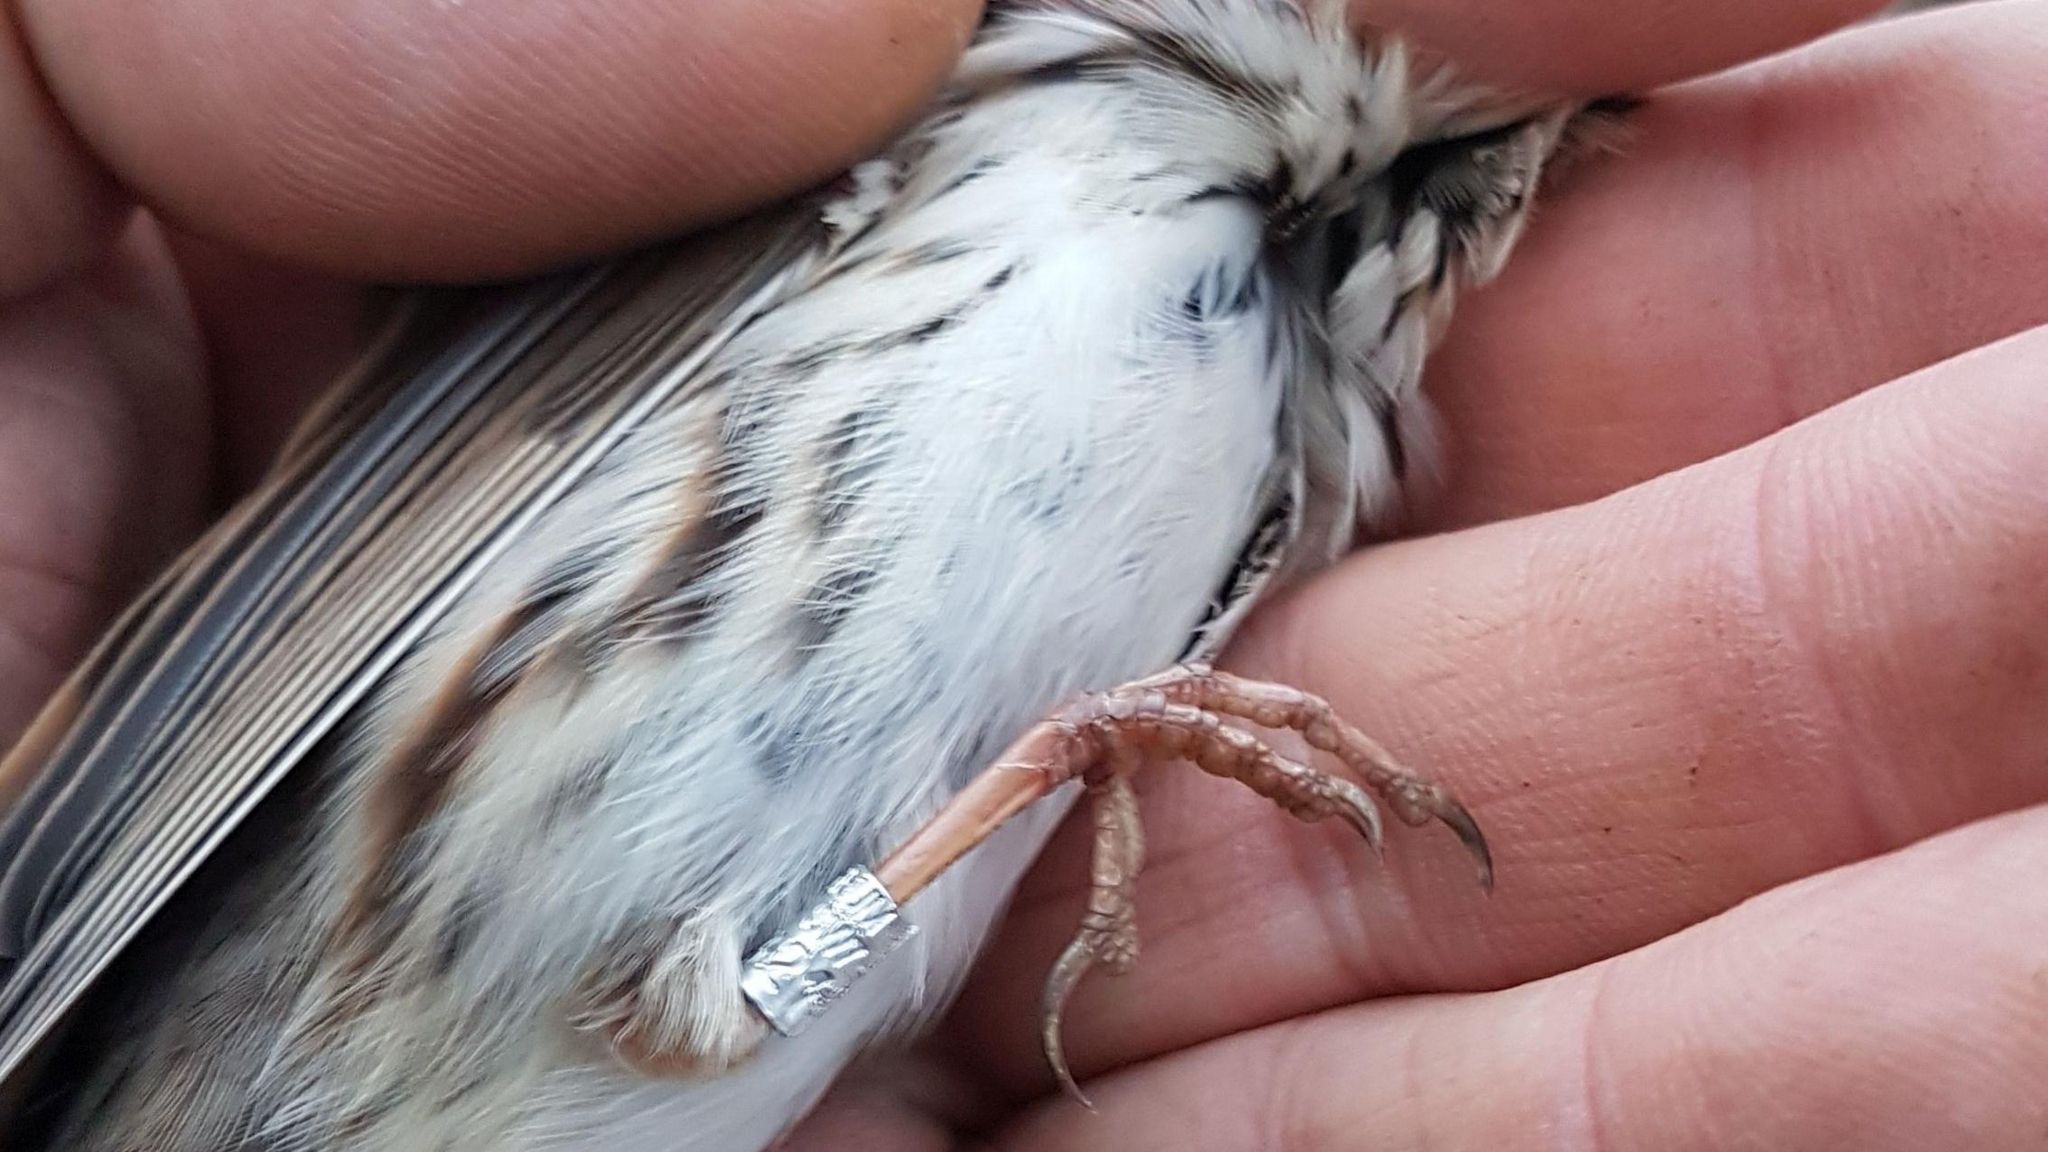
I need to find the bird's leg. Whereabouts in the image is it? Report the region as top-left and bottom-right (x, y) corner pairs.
(872, 663), (1491, 1101)
(1039, 765), (1143, 1104)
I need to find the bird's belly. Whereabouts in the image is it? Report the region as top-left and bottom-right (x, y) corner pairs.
(503, 376), (1287, 979)
(504, 409), (1287, 1151)
(174, 203), (1298, 1150)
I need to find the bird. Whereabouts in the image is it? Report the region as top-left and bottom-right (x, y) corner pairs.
(0, 1), (1597, 1147)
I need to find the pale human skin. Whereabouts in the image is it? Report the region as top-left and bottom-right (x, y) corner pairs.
(3, 0), (2046, 1148)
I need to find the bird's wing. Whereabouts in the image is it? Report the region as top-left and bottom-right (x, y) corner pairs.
(0, 204), (828, 1091)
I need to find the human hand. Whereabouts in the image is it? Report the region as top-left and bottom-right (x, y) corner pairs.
(890, 4), (2048, 1149)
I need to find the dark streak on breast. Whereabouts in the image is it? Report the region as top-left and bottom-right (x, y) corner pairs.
(428, 882), (496, 980)
(338, 577), (583, 961)
(815, 405), (888, 538)
(784, 309), (973, 379)
(1011, 49), (1119, 90)
(606, 396), (773, 651)
(888, 240), (975, 271)
(903, 314), (952, 343)
(775, 340), (856, 381)
(753, 721), (808, 789)
(614, 479), (766, 650)
(1184, 183), (1244, 206)
(793, 563), (880, 657)
(536, 750), (617, 834)
(936, 154), (1001, 199)
(1183, 260), (1264, 326)
(1180, 487), (1292, 662)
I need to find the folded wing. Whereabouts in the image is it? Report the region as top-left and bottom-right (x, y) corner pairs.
(0, 205), (827, 1092)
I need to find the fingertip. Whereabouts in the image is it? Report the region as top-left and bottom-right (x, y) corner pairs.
(19, 0), (983, 280)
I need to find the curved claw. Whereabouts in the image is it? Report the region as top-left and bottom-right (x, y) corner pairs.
(1437, 799), (1494, 892)
(1324, 776), (1386, 857)
(1039, 936), (1100, 1110)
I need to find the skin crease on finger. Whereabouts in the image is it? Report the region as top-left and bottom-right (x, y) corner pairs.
(950, 308), (2048, 1096)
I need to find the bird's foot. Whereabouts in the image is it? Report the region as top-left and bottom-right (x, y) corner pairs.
(874, 663), (1491, 1103)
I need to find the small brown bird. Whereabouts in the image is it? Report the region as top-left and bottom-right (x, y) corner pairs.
(0, 2), (1600, 1147)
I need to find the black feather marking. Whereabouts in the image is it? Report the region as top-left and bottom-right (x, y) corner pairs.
(1182, 260), (1262, 326)
(814, 405), (888, 538)
(608, 396), (774, 650)
(903, 314), (951, 343)
(537, 751), (615, 833)
(891, 240), (975, 270)
(1225, 265), (1262, 315)
(1179, 488), (1293, 662)
(793, 563), (880, 657)
(775, 339), (857, 380)
(773, 293), (985, 382)
(1184, 183), (1247, 206)
(751, 712), (831, 789)
(428, 883), (495, 980)
(937, 154), (1002, 198)
(624, 485), (766, 649)
(1005, 25), (1287, 110)
(1125, 27), (1289, 109)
